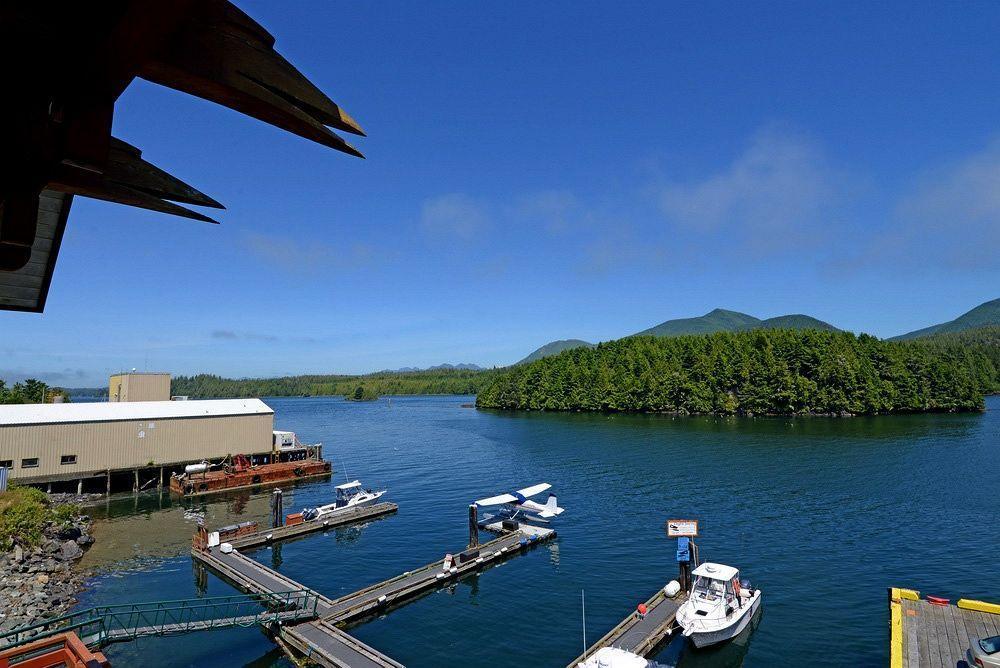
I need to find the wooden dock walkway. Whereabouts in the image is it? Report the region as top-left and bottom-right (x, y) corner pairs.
(890, 588), (1000, 668)
(568, 587), (687, 667)
(194, 514), (555, 668)
(281, 621), (405, 668)
(228, 502), (398, 550)
(322, 528), (554, 624)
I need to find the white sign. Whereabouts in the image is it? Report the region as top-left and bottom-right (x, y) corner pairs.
(667, 519), (698, 537)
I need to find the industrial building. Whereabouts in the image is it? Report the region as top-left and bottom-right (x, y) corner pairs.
(0, 373), (318, 494)
(108, 372), (171, 402)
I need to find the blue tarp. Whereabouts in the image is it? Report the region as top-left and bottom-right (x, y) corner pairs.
(676, 536), (690, 562)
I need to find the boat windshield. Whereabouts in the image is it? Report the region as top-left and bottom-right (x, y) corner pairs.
(692, 576), (726, 602)
(980, 636), (1000, 655)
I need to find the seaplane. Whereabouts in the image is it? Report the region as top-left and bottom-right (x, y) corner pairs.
(474, 483), (564, 527)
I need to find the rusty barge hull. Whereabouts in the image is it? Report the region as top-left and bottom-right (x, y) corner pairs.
(169, 460), (331, 496)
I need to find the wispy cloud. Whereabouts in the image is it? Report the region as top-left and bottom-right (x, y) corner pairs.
(210, 330), (316, 344)
(516, 190), (581, 235)
(893, 137), (1000, 269)
(0, 368), (90, 386)
(242, 232), (389, 275)
(829, 136), (1000, 275)
(653, 127), (850, 253)
(420, 193), (490, 241)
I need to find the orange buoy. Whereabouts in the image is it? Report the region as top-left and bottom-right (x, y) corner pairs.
(637, 603), (648, 616)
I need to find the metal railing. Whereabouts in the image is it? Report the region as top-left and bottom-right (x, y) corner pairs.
(0, 589), (319, 650)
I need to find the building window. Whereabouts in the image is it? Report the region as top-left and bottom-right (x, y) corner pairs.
(61, 455), (77, 465)
(0, 460), (11, 469)
(21, 458), (39, 468)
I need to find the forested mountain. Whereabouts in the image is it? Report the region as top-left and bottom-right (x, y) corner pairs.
(633, 308), (763, 336)
(171, 368), (496, 399)
(477, 329), (995, 415)
(891, 298), (1000, 340)
(757, 315), (839, 331)
(516, 339), (594, 365)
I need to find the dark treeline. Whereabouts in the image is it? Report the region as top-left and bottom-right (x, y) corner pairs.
(171, 369), (497, 399)
(0, 379), (66, 404)
(476, 328), (998, 415)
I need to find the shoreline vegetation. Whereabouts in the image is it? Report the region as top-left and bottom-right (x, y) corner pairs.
(169, 368), (497, 400)
(476, 327), (999, 416)
(0, 487), (93, 633)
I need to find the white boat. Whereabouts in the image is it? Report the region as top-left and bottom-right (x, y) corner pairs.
(576, 647), (652, 668)
(302, 480), (386, 520)
(675, 562), (761, 648)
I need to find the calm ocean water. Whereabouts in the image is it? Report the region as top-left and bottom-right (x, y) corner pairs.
(76, 394), (999, 667)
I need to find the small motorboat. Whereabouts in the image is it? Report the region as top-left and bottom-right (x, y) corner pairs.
(302, 480), (386, 520)
(576, 647), (652, 668)
(675, 562), (761, 648)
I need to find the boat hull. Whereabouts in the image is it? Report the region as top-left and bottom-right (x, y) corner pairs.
(687, 593), (761, 648)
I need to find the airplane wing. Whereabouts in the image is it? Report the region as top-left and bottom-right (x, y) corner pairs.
(515, 483), (551, 499)
(474, 493), (518, 506)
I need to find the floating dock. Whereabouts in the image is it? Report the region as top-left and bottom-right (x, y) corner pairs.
(193, 512), (555, 668)
(890, 587), (1000, 668)
(569, 586), (687, 668)
(229, 502), (398, 550)
(322, 527), (555, 624)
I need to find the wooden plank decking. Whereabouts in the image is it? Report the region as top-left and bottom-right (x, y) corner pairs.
(892, 589), (1000, 668)
(228, 502), (398, 549)
(568, 587), (687, 667)
(193, 516), (556, 668)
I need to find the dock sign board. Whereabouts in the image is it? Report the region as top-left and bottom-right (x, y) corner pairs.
(666, 519), (698, 537)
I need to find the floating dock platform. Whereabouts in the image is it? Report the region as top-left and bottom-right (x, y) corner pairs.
(890, 587), (1000, 668)
(193, 512), (555, 668)
(234, 502), (398, 549)
(569, 586), (687, 668)
(170, 459), (331, 496)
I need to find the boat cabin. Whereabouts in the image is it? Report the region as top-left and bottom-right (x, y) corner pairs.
(335, 480), (363, 506)
(691, 562), (742, 607)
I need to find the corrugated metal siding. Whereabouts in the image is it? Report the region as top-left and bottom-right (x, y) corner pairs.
(0, 413), (273, 481)
(109, 373), (170, 402)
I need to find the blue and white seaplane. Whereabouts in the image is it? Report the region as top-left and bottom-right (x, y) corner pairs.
(474, 483), (564, 528)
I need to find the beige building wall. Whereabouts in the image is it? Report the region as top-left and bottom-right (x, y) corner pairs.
(108, 373), (171, 402)
(1, 413), (274, 483)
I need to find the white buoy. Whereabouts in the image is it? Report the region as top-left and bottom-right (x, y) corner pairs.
(219, 542), (234, 554)
(664, 580), (681, 598)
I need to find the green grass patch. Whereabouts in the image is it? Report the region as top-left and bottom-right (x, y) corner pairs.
(0, 486), (79, 550)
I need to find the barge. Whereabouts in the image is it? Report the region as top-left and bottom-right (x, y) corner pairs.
(170, 435), (331, 496)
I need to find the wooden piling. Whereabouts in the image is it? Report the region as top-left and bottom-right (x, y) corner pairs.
(105, 470), (111, 496)
(468, 504), (479, 548)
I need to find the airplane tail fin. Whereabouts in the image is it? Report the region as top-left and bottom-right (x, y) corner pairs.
(541, 493), (564, 517)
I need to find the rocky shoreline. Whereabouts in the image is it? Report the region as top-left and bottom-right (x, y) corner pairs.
(0, 513), (93, 634)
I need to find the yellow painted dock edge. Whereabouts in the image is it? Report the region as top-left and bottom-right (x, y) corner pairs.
(889, 588), (904, 668)
(958, 598), (1000, 615)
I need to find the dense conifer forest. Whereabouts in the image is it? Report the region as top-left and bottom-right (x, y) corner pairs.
(476, 328), (998, 415)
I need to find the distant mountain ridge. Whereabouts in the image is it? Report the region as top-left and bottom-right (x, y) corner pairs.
(890, 298), (1000, 340)
(516, 339), (594, 365)
(520, 308), (839, 365)
(633, 308), (838, 337)
(377, 363), (484, 373)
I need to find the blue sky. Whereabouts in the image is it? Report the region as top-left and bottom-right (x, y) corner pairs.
(4, 1), (999, 386)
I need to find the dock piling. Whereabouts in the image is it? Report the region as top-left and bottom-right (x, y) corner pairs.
(468, 504), (479, 548)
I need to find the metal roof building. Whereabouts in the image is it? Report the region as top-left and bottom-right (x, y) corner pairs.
(0, 398), (275, 487)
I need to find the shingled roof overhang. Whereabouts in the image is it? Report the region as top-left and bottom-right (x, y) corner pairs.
(0, 0), (364, 312)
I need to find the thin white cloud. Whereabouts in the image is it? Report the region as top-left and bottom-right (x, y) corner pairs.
(516, 189), (580, 235)
(420, 193), (490, 241)
(893, 137), (1000, 269)
(242, 232), (388, 274)
(654, 127), (846, 250)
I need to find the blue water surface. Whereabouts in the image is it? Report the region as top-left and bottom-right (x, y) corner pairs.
(76, 395), (1000, 667)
